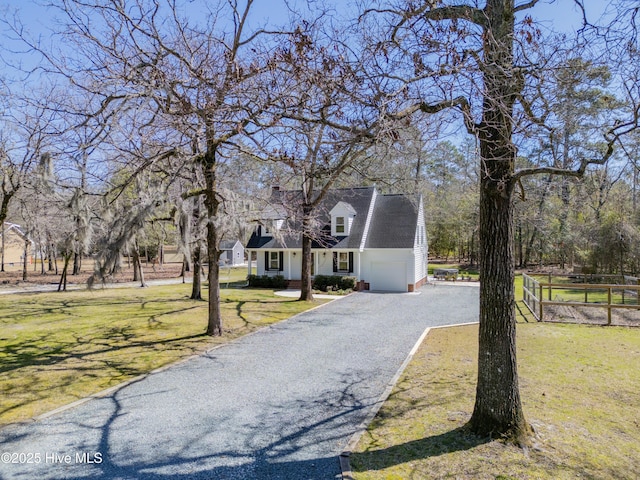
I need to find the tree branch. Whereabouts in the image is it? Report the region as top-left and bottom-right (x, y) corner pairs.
(181, 188), (207, 200)
(514, 1), (541, 13)
(391, 96), (478, 135)
(513, 112), (638, 181)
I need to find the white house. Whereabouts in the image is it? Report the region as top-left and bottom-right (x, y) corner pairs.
(246, 186), (428, 292)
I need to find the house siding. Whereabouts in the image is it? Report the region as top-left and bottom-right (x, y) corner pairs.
(258, 250), (283, 276)
(231, 243), (244, 265)
(413, 197), (428, 287)
(247, 188), (427, 293)
(1, 224), (32, 265)
(255, 248), (361, 280)
(360, 249), (415, 291)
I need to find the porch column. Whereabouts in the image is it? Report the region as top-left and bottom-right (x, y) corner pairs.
(357, 251), (361, 280)
(287, 251), (292, 280)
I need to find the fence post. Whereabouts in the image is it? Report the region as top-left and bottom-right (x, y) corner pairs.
(608, 286), (612, 326)
(539, 283), (544, 322)
(585, 284), (588, 303)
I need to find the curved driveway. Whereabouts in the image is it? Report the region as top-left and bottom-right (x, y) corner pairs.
(0, 284), (479, 480)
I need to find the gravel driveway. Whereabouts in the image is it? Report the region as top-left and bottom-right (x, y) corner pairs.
(0, 284), (479, 480)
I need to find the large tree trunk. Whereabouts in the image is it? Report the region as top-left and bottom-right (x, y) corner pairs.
(468, 0), (530, 444)
(203, 138), (223, 336)
(470, 165), (529, 442)
(191, 241), (203, 300)
(205, 220), (222, 335)
(40, 244), (45, 274)
(73, 251), (82, 275)
(190, 198), (202, 300)
(557, 129), (572, 269)
(299, 206), (314, 301)
(132, 246), (141, 282)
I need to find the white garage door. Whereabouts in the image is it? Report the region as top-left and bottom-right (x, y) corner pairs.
(370, 262), (407, 292)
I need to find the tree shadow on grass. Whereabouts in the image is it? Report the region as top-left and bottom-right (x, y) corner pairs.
(0, 329), (208, 374)
(220, 279), (250, 289)
(350, 425), (491, 473)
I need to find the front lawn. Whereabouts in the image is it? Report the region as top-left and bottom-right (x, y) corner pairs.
(350, 322), (640, 479)
(0, 284), (325, 426)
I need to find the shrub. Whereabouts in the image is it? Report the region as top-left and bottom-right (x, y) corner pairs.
(312, 275), (331, 292)
(313, 275), (356, 292)
(339, 276), (357, 291)
(247, 274), (287, 289)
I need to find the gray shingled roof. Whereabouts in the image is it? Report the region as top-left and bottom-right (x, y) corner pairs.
(220, 240), (240, 250)
(365, 194), (419, 249)
(246, 187), (420, 250)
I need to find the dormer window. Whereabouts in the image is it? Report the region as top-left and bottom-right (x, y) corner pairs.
(263, 219), (284, 236)
(330, 202), (356, 236)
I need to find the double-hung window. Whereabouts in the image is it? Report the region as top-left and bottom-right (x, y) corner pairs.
(338, 252), (349, 271)
(269, 251), (280, 270)
(336, 216), (345, 234)
(265, 251), (283, 271)
(333, 251), (353, 273)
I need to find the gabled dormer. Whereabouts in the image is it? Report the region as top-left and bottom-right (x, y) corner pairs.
(262, 219), (284, 237)
(330, 201), (356, 237)
(259, 203), (286, 237)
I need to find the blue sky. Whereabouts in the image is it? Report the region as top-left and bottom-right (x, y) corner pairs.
(2, 0), (611, 37)
(0, 0), (613, 90)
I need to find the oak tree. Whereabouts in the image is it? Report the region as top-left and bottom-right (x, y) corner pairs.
(363, 0), (639, 442)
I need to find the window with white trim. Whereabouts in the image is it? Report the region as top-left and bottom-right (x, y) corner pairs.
(269, 251), (280, 270)
(336, 216), (345, 234)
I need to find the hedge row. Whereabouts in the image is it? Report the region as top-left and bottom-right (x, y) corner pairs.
(247, 274), (288, 289)
(247, 274), (357, 292)
(313, 275), (356, 292)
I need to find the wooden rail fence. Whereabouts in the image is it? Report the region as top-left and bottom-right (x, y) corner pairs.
(522, 273), (640, 325)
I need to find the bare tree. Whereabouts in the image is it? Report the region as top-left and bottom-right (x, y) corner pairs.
(251, 126), (374, 300)
(361, 0), (639, 443)
(246, 13), (388, 301)
(38, 0), (285, 335)
(0, 96), (54, 271)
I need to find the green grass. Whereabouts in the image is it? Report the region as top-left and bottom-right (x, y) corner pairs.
(350, 322), (640, 480)
(0, 283), (325, 426)
(218, 265), (255, 286)
(522, 274), (640, 304)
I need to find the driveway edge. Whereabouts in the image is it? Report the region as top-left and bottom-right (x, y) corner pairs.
(339, 321), (479, 480)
